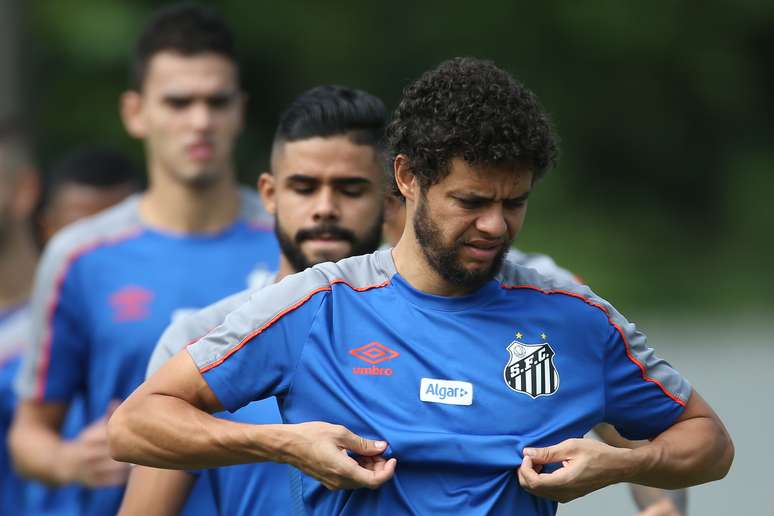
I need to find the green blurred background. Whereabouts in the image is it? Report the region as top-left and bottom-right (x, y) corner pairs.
(1, 0), (772, 314)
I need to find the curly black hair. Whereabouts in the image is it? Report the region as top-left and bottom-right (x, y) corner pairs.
(386, 57), (558, 196)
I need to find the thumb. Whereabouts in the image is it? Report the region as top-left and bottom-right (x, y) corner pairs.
(522, 441), (570, 465)
(341, 430), (388, 457)
(106, 399), (123, 418)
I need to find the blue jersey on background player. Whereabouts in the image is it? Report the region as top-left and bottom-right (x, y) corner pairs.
(15, 190), (278, 515)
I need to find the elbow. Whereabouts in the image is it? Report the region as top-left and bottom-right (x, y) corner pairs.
(107, 401), (136, 463)
(710, 428), (735, 481)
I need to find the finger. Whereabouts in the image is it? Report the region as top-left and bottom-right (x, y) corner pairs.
(522, 439), (574, 466)
(106, 399), (123, 418)
(518, 455), (541, 489)
(340, 430), (388, 457)
(340, 457), (396, 489)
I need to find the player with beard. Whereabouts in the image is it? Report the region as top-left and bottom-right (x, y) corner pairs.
(119, 84), (387, 516)
(10, 5), (278, 515)
(108, 58), (732, 515)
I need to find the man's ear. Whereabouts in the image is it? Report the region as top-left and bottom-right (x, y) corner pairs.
(257, 172), (276, 215)
(120, 90), (146, 139)
(394, 154), (418, 203)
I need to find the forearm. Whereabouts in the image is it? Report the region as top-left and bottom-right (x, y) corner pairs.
(9, 418), (70, 485)
(119, 466), (194, 516)
(108, 391), (289, 470)
(623, 415), (733, 489)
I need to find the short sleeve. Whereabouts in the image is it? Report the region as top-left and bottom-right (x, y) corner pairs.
(603, 319), (691, 440)
(15, 249), (88, 402)
(187, 270), (329, 412)
(146, 289), (253, 379)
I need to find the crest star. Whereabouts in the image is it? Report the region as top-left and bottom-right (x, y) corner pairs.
(540, 332), (547, 340)
(515, 332), (523, 340)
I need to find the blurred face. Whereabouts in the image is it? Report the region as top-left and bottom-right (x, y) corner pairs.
(41, 182), (138, 243)
(122, 51), (244, 188)
(260, 135), (384, 271)
(413, 158), (532, 289)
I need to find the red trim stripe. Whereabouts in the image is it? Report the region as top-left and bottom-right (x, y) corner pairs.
(198, 278), (390, 373)
(35, 226), (143, 400)
(500, 284), (686, 407)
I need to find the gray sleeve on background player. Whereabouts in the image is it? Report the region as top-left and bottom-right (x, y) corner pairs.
(498, 262), (692, 405)
(506, 248), (579, 285)
(15, 197), (141, 399)
(146, 288), (255, 379)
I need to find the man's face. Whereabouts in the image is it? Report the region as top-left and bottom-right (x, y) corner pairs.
(412, 158), (532, 289)
(41, 182), (138, 243)
(261, 135), (384, 271)
(123, 51), (244, 188)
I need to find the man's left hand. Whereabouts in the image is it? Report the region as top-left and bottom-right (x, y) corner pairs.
(517, 438), (632, 503)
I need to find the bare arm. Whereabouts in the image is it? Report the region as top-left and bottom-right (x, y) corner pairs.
(119, 467), (194, 516)
(594, 423), (687, 514)
(10, 400), (129, 486)
(108, 350), (396, 490)
(519, 390), (733, 502)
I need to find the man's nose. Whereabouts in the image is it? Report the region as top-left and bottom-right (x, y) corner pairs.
(475, 204), (507, 237)
(312, 188), (340, 222)
(189, 102), (214, 131)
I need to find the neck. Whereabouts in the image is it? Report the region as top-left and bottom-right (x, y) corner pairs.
(275, 254), (297, 282)
(140, 166), (241, 233)
(391, 228), (473, 297)
(0, 225), (38, 310)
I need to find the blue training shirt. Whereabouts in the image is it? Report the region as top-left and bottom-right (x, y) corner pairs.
(188, 249), (691, 516)
(15, 189), (279, 516)
(147, 269), (290, 516)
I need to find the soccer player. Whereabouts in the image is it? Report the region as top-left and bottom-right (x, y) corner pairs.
(0, 122), (40, 514)
(108, 58), (733, 515)
(10, 5), (277, 515)
(119, 84), (388, 516)
(39, 145), (141, 243)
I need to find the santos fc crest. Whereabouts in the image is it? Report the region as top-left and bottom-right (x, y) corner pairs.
(503, 338), (560, 398)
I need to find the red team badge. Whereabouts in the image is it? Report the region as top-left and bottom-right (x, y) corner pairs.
(503, 335), (560, 398)
(350, 342), (400, 376)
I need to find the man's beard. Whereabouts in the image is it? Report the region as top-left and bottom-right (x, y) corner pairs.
(413, 193), (507, 291)
(275, 213), (384, 272)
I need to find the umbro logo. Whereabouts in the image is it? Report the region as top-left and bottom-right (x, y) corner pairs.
(109, 285), (154, 322)
(350, 342), (399, 376)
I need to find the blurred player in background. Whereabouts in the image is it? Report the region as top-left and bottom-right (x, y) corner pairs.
(38, 145), (141, 243)
(0, 121), (40, 514)
(9, 4), (277, 515)
(22, 145), (141, 516)
(120, 84), (388, 516)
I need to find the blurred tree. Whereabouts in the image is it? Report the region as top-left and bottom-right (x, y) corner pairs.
(23, 0), (774, 311)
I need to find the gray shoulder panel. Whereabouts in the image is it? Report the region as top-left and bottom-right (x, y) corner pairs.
(146, 288), (254, 378)
(15, 196), (143, 399)
(0, 304), (31, 363)
(188, 251), (393, 372)
(497, 260), (692, 405)
(506, 248), (578, 285)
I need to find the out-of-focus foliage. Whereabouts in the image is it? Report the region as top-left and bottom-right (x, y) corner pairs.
(17, 0), (774, 312)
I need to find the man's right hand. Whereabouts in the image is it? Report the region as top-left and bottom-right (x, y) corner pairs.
(278, 421), (396, 491)
(58, 410), (131, 487)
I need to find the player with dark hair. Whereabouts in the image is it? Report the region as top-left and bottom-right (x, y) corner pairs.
(10, 4), (278, 515)
(109, 58), (733, 515)
(119, 84), (388, 516)
(39, 145), (141, 243)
